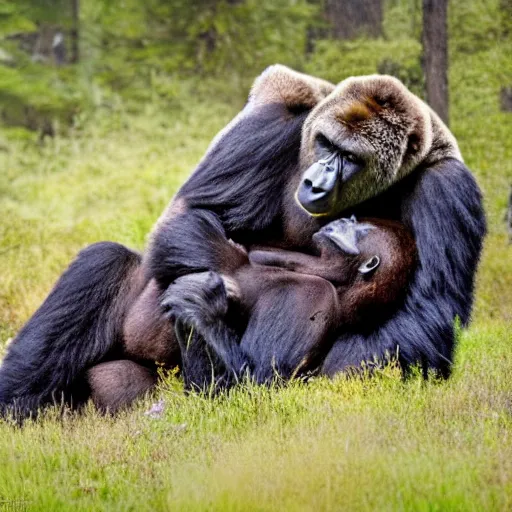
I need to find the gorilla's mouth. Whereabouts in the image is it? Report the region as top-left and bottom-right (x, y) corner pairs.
(297, 184), (337, 216)
(296, 153), (340, 216)
(313, 216), (375, 255)
(296, 151), (362, 216)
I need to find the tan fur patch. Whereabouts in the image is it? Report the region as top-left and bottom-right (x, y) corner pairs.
(167, 197), (187, 218)
(250, 65), (334, 109)
(220, 274), (242, 301)
(147, 196), (188, 247)
(336, 97), (382, 127)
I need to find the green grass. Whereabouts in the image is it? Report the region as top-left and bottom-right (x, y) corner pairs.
(0, 325), (511, 511)
(0, 33), (512, 512)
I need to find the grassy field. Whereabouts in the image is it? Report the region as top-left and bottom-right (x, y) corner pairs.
(1, 31), (512, 512)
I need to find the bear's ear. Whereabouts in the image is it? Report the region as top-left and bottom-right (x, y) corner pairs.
(249, 65), (335, 113)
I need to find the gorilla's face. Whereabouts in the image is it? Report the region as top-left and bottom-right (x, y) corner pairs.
(313, 216), (375, 255)
(296, 131), (370, 216)
(296, 75), (431, 217)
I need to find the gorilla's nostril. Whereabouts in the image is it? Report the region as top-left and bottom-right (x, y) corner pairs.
(312, 186), (325, 194)
(304, 179), (313, 189)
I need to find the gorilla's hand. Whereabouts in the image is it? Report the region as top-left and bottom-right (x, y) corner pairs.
(162, 271), (248, 383)
(161, 271), (229, 331)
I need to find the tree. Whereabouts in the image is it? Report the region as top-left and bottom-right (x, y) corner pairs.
(422, 0), (449, 125)
(70, 0), (79, 63)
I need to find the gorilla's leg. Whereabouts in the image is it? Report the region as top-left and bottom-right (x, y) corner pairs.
(123, 278), (181, 366)
(0, 242), (142, 419)
(87, 360), (158, 414)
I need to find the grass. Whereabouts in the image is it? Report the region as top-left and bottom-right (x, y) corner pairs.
(0, 25), (512, 512)
(0, 325), (511, 511)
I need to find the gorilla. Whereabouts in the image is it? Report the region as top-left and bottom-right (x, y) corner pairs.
(88, 216), (417, 411)
(0, 68), (485, 418)
(161, 216), (417, 393)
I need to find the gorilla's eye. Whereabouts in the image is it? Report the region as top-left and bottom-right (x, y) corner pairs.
(375, 96), (390, 108)
(343, 153), (359, 164)
(315, 134), (364, 169)
(316, 134), (338, 154)
(358, 256), (381, 275)
(356, 227), (371, 238)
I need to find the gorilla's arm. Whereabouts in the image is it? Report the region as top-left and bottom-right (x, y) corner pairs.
(161, 271), (250, 390)
(162, 269), (338, 390)
(321, 159), (486, 378)
(146, 66), (334, 289)
(249, 249), (322, 272)
(146, 109), (303, 287)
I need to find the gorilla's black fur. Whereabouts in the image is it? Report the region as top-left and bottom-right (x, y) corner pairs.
(148, 102), (309, 286)
(0, 99), (314, 417)
(0, 67), (486, 417)
(163, 217), (418, 391)
(322, 159), (486, 378)
(0, 242), (140, 416)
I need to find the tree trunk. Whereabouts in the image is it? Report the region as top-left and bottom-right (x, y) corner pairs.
(501, 86), (512, 112)
(501, 0), (512, 37)
(70, 0), (79, 63)
(325, 0), (383, 40)
(422, 0), (449, 125)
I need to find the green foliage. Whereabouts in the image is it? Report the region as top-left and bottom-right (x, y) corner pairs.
(0, 0), (314, 132)
(0, 3), (35, 34)
(305, 38), (423, 91)
(0, 62), (90, 132)
(305, 0), (426, 91)
(137, 0), (314, 74)
(2, 0), (511, 134)
(0, 1), (86, 133)
(0, 0), (73, 35)
(383, 0), (422, 40)
(449, 0), (506, 54)
(86, 0), (314, 107)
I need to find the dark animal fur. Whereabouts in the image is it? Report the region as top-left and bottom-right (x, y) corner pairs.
(322, 159), (486, 378)
(162, 218), (418, 390)
(0, 74), (323, 417)
(87, 360), (158, 414)
(0, 68), (486, 416)
(148, 102), (309, 287)
(0, 242), (141, 417)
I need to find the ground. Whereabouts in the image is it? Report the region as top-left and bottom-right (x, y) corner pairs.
(0, 41), (511, 510)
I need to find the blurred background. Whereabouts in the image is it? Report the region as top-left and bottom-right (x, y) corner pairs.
(1, 0), (510, 136)
(0, 0), (511, 341)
